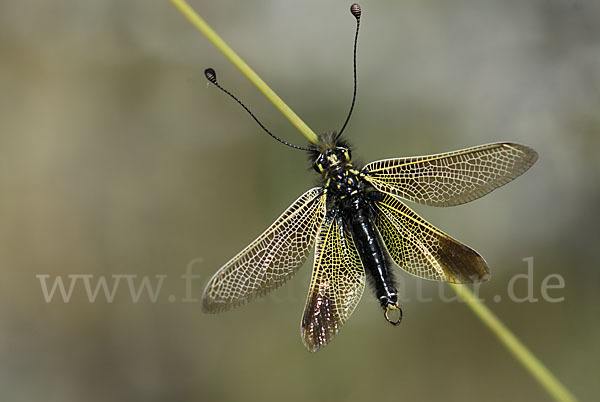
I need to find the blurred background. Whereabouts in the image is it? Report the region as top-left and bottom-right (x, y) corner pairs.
(1, 0), (598, 401)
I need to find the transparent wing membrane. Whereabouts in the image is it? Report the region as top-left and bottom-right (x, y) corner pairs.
(373, 194), (489, 283)
(301, 216), (365, 352)
(202, 188), (326, 313)
(363, 143), (538, 207)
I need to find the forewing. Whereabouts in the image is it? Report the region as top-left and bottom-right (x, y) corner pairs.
(301, 216), (365, 352)
(363, 142), (538, 206)
(202, 188), (326, 313)
(373, 194), (489, 283)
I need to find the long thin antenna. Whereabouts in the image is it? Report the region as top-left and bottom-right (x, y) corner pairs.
(204, 68), (311, 151)
(336, 3), (362, 140)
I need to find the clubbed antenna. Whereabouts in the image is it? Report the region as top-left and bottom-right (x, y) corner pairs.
(336, 3), (362, 140)
(204, 68), (311, 151)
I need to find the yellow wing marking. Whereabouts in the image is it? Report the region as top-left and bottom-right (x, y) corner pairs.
(373, 194), (489, 283)
(301, 216), (365, 352)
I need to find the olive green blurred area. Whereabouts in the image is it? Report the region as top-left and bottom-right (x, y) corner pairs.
(1, 0), (599, 401)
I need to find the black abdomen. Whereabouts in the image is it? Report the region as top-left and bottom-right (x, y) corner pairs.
(342, 196), (398, 308)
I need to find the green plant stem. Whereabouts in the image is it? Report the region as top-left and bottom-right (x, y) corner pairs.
(449, 284), (576, 402)
(171, 1), (577, 401)
(169, 0), (319, 145)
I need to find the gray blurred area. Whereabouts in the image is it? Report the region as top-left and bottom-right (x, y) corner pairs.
(1, 0), (598, 401)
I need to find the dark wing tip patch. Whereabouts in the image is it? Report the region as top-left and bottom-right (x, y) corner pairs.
(436, 235), (490, 283)
(301, 292), (339, 352)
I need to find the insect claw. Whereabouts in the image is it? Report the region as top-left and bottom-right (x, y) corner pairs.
(384, 304), (403, 326)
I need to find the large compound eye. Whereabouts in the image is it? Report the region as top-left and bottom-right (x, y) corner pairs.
(344, 148), (352, 162)
(337, 147), (351, 162)
(313, 154), (326, 173)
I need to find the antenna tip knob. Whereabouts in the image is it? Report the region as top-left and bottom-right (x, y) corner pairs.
(204, 68), (217, 84)
(350, 3), (361, 19)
